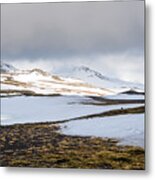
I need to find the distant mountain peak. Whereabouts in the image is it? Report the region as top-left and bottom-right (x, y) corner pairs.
(0, 62), (17, 73)
(75, 65), (117, 81)
(64, 65), (144, 91)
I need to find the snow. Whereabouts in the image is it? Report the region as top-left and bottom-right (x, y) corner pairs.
(57, 65), (144, 91)
(1, 83), (25, 90)
(1, 96), (141, 125)
(105, 94), (145, 100)
(1, 115), (11, 121)
(61, 114), (144, 148)
(1, 63), (144, 97)
(12, 71), (51, 82)
(0, 62), (17, 73)
(1, 70), (115, 96)
(60, 76), (84, 83)
(1, 76), (7, 81)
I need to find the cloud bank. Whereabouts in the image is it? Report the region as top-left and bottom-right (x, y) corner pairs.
(1, 1), (144, 83)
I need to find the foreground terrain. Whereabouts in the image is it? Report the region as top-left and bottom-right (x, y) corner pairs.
(0, 122), (144, 169)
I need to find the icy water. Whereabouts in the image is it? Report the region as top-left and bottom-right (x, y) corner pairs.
(1, 96), (144, 147)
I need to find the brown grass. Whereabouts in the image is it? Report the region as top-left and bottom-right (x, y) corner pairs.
(0, 123), (145, 169)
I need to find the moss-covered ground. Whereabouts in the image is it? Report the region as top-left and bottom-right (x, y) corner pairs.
(0, 122), (144, 169)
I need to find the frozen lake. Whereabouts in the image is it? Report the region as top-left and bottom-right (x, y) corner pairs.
(1, 96), (141, 125)
(1, 96), (144, 147)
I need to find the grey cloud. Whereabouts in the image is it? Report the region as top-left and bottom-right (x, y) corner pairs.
(1, 1), (144, 60)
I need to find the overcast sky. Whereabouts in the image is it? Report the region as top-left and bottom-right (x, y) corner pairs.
(1, 1), (144, 83)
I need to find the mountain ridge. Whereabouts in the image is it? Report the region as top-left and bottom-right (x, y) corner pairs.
(59, 65), (144, 91)
(1, 62), (144, 97)
(1, 62), (114, 97)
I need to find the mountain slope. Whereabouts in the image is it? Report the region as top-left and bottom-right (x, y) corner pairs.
(58, 65), (144, 93)
(1, 63), (114, 97)
(0, 62), (17, 73)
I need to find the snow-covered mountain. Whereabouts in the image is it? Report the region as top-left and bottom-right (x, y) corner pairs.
(1, 63), (115, 97)
(0, 62), (17, 73)
(58, 65), (144, 93)
(1, 63), (144, 97)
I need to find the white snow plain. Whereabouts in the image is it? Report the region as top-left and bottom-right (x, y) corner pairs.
(1, 96), (141, 125)
(1, 95), (144, 148)
(61, 114), (144, 148)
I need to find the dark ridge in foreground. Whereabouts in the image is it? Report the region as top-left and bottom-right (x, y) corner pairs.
(0, 123), (144, 169)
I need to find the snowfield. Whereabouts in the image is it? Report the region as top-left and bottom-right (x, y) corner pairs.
(61, 114), (144, 148)
(105, 93), (145, 100)
(1, 96), (144, 147)
(1, 96), (142, 125)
